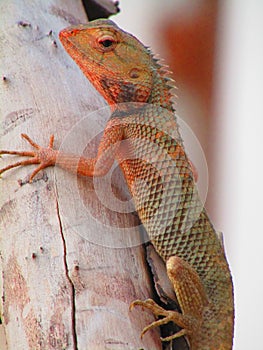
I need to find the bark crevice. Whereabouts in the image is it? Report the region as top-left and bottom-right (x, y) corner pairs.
(55, 198), (78, 350)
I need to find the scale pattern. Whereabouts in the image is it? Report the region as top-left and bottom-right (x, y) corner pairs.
(0, 19), (235, 350)
(59, 19), (234, 349)
(114, 105), (234, 349)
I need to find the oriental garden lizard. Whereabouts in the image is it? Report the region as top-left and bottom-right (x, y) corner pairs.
(0, 19), (234, 349)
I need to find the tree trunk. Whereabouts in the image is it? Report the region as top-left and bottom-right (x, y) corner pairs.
(0, 1), (161, 349)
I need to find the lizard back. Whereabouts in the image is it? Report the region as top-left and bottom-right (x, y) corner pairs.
(60, 19), (234, 349)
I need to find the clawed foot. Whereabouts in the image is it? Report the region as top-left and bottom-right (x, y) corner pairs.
(0, 133), (57, 182)
(130, 298), (190, 342)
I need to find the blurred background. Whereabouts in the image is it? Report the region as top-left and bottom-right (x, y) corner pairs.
(1, 1), (261, 349)
(114, 1), (263, 349)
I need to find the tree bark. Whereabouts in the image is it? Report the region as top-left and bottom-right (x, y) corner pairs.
(0, 1), (161, 349)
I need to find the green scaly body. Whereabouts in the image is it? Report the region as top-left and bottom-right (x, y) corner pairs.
(0, 19), (234, 350)
(59, 19), (234, 349)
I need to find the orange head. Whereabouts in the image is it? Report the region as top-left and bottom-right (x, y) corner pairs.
(59, 19), (154, 106)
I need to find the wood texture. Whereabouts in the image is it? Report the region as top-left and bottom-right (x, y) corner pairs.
(0, 1), (161, 349)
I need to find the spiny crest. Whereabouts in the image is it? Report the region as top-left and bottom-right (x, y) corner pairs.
(147, 48), (178, 105)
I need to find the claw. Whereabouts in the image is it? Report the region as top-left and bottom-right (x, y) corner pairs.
(21, 133), (41, 149)
(130, 298), (192, 341)
(160, 328), (187, 342)
(130, 299), (165, 315)
(0, 158), (39, 177)
(0, 133), (57, 181)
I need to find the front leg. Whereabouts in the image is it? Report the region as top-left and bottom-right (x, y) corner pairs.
(0, 120), (124, 182)
(130, 256), (208, 343)
(0, 134), (58, 182)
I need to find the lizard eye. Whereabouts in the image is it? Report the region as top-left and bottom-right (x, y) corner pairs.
(97, 35), (117, 51)
(100, 39), (114, 47)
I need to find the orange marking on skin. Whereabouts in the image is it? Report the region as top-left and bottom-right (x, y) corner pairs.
(156, 131), (164, 139)
(168, 144), (198, 181)
(189, 159), (198, 182)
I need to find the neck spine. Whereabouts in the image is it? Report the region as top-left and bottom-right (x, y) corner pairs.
(148, 54), (177, 112)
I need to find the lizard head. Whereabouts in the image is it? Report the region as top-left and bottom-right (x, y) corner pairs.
(59, 19), (154, 106)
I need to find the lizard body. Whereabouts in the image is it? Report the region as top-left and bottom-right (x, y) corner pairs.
(0, 19), (234, 349)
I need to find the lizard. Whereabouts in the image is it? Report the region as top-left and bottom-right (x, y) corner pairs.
(0, 19), (234, 349)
